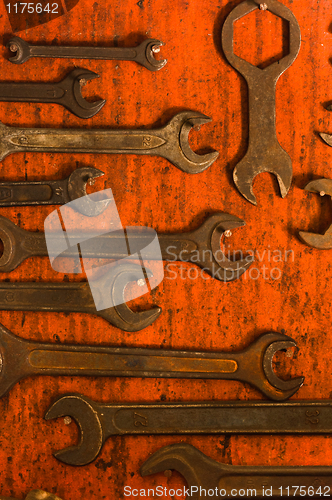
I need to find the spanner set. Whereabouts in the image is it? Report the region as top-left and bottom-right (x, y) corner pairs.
(1, 0), (331, 498)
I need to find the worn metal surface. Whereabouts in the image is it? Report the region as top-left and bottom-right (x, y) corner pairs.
(222, 0), (301, 205)
(0, 492), (63, 500)
(141, 443), (332, 499)
(0, 327), (303, 401)
(0, 213), (253, 279)
(7, 36), (167, 72)
(0, 111), (219, 173)
(0, 68), (105, 119)
(0, 166), (110, 215)
(45, 394), (332, 466)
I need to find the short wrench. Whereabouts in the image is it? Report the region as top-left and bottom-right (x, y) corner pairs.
(0, 492), (62, 500)
(0, 213), (253, 281)
(0, 111), (219, 173)
(0, 166), (111, 216)
(141, 444), (332, 499)
(0, 327), (303, 400)
(0, 68), (105, 119)
(222, 0), (301, 205)
(0, 264), (162, 332)
(7, 36), (166, 71)
(47, 394), (327, 465)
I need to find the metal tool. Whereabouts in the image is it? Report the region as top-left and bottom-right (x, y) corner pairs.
(7, 36), (167, 71)
(0, 68), (105, 119)
(0, 166), (111, 216)
(0, 264), (162, 331)
(320, 132), (332, 148)
(222, 0), (301, 205)
(0, 492), (63, 500)
(0, 111), (219, 173)
(46, 394), (329, 466)
(0, 328), (303, 401)
(299, 178), (332, 249)
(141, 444), (332, 499)
(0, 213), (252, 281)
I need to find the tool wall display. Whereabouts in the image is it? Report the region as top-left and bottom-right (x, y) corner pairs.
(0, 0), (330, 499)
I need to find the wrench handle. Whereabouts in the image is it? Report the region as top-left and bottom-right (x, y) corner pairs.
(0, 179), (69, 206)
(28, 45), (138, 61)
(0, 83), (64, 101)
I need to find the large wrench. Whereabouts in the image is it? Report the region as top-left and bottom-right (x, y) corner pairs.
(0, 264), (162, 332)
(7, 36), (167, 71)
(0, 68), (105, 119)
(0, 492), (62, 500)
(141, 444), (332, 499)
(222, 0), (301, 205)
(0, 328), (303, 400)
(0, 111), (218, 173)
(47, 394), (326, 466)
(0, 213), (253, 281)
(0, 166), (111, 216)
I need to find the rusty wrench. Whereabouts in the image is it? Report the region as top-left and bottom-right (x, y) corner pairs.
(0, 111), (218, 173)
(46, 394), (328, 466)
(0, 263), (162, 331)
(141, 444), (332, 499)
(0, 68), (105, 119)
(0, 213), (253, 281)
(7, 36), (166, 71)
(0, 492), (63, 500)
(0, 328), (303, 400)
(0, 166), (111, 216)
(299, 178), (332, 249)
(222, 0), (301, 205)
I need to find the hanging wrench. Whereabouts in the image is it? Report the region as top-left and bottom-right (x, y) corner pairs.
(0, 166), (111, 216)
(0, 111), (219, 173)
(0, 328), (303, 401)
(0, 68), (105, 119)
(0, 263), (161, 332)
(0, 213), (252, 280)
(0, 492), (63, 500)
(298, 178), (332, 249)
(222, 0), (301, 205)
(7, 36), (167, 71)
(46, 394), (326, 466)
(141, 444), (332, 499)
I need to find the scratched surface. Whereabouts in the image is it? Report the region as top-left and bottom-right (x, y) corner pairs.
(0, 0), (331, 498)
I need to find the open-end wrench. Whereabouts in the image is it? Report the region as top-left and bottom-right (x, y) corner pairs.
(0, 492), (63, 500)
(0, 111), (219, 173)
(0, 263), (162, 332)
(47, 394), (327, 466)
(299, 178), (332, 249)
(0, 68), (105, 119)
(0, 213), (253, 281)
(141, 444), (332, 499)
(222, 0), (301, 205)
(0, 166), (111, 216)
(7, 36), (167, 71)
(0, 328), (303, 400)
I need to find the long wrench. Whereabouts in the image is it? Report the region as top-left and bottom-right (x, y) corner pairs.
(0, 327), (304, 401)
(0, 264), (162, 332)
(7, 36), (167, 71)
(0, 68), (105, 119)
(0, 166), (111, 216)
(46, 394), (329, 466)
(222, 0), (301, 205)
(141, 444), (332, 499)
(0, 111), (218, 173)
(0, 213), (253, 281)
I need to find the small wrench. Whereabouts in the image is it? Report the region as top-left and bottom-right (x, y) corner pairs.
(0, 328), (303, 400)
(0, 263), (162, 332)
(7, 36), (167, 71)
(222, 0), (301, 205)
(0, 492), (63, 500)
(0, 111), (219, 173)
(141, 444), (332, 499)
(299, 178), (332, 249)
(0, 166), (111, 216)
(0, 68), (105, 119)
(46, 394), (327, 466)
(0, 213), (253, 281)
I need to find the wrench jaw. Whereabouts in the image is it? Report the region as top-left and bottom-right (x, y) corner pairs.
(320, 133), (332, 148)
(67, 166), (112, 217)
(6, 37), (31, 64)
(45, 394), (103, 466)
(135, 39), (167, 71)
(0, 215), (33, 272)
(160, 112), (219, 174)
